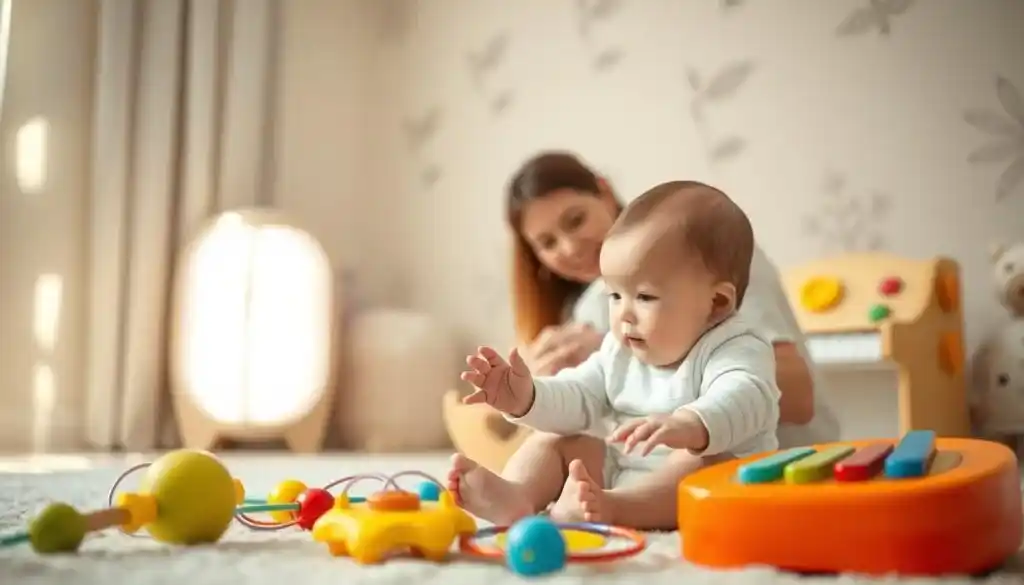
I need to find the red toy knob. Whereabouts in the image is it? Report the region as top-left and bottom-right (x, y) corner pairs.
(295, 488), (335, 530)
(878, 277), (902, 296)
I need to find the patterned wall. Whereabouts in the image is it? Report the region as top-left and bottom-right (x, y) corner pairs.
(283, 0), (1024, 356)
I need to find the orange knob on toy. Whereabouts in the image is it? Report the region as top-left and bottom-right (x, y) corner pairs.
(936, 271), (959, 313)
(938, 331), (964, 376)
(367, 490), (421, 512)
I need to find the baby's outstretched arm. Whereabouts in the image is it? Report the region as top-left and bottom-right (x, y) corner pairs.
(506, 333), (616, 435)
(680, 333), (781, 456)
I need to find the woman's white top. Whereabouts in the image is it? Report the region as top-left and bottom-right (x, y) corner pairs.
(570, 246), (840, 449)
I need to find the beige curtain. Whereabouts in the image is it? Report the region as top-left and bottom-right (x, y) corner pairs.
(85, 0), (281, 451)
(0, 0), (97, 453)
(0, 0), (280, 453)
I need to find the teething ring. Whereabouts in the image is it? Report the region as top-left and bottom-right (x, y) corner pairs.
(459, 522), (646, 563)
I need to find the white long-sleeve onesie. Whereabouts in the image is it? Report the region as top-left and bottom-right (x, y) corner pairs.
(508, 315), (781, 479)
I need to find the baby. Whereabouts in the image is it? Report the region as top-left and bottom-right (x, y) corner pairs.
(449, 180), (781, 530)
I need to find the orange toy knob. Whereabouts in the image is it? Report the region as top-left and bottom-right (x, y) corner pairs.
(936, 271), (959, 312)
(938, 331), (964, 376)
(367, 490), (421, 512)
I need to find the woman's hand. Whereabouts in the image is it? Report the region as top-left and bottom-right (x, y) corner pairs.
(522, 323), (604, 376)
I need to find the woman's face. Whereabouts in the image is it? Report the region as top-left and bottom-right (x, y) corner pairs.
(518, 188), (619, 284)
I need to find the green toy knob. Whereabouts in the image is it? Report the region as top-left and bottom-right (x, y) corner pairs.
(28, 503), (88, 554)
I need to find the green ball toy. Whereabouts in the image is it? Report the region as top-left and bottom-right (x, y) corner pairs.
(28, 503), (87, 553)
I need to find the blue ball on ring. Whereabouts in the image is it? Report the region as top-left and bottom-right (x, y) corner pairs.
(505, 516), (567, 576)
(416, 481), (441, 502)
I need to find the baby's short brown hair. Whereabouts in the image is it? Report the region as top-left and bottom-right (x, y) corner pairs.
(607, 180), (755, 306)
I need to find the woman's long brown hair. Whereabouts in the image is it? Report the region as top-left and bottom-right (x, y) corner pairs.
(506, 152), (622, 344)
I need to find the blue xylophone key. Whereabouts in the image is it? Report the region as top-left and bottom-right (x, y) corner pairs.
(884, 430), (936, 479)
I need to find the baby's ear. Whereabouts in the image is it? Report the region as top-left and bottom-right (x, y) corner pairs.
(710, 282), (737, 322)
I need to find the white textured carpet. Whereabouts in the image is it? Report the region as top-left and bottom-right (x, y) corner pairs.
(0, 452), (1021, 584)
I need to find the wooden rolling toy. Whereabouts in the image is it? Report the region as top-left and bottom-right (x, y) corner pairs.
(678, 431), (1023, 576)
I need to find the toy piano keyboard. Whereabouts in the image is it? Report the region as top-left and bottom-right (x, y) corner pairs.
(677, 431), (1023, 576)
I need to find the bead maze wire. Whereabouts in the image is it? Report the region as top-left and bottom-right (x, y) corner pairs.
(383, 470), (444, 492)
(234, 473), (392, 531)
(105, 462), (150, 537)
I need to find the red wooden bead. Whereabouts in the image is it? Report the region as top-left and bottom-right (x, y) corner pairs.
(295, 488), (335, 530)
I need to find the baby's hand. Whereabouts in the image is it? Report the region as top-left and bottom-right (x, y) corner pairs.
(460, 346), (535, 417)
(608, 410), (710, 456)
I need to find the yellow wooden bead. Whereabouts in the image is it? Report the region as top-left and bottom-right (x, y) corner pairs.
(268, 480), (307, 523)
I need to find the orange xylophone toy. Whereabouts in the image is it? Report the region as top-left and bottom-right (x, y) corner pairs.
(678, 431), (1023, 576)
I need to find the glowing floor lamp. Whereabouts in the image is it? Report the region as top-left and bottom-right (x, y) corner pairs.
(170, 209), (337, 452)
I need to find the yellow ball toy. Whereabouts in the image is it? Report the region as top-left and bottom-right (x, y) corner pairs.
(134, 449), (239, 544)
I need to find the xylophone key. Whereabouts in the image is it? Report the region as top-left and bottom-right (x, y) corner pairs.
(736, 448), (816, 484)
(834, 442), (894, 482)
(884, 430), (936, 479)
(784, 445), (856, 484)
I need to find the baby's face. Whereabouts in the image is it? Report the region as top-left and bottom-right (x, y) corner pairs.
(599, 228), (719, 368)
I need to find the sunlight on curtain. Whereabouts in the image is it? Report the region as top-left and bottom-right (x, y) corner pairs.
(31, 274), (62, 452)
(33, 273), (62, 351)
(15, 116), (48, 193)
(31, 362), (55, 451)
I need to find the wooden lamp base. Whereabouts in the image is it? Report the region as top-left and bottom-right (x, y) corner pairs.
(172, 390), (334, 453)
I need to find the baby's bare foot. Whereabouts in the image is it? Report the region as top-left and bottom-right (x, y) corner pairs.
(447, 454), (533, 525)
(550, 459), (610, 524)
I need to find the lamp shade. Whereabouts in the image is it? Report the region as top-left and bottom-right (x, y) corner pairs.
(170, 209), (335, 434)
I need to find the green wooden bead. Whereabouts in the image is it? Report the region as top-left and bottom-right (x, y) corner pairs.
(29, 503), (87, 554)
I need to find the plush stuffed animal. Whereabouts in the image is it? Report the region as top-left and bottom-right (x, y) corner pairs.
(971, 319), (1024, 456)
(991, 242), (1024, 318)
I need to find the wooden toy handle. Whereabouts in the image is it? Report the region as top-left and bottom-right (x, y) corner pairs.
(84, 508), (132, 532)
